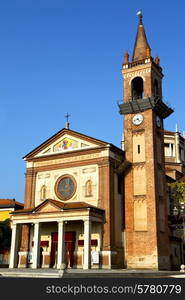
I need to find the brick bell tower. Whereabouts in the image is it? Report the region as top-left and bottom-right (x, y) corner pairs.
(119, 11), (173, 270)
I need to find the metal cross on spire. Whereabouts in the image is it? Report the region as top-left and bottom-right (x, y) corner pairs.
(65, 112), (71, 129)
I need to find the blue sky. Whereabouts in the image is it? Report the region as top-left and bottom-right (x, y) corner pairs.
(0, 0), (185, 202)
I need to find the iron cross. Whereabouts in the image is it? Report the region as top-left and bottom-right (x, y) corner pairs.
(65, 113), (71, 123)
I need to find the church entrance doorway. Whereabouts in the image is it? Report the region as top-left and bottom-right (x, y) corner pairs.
(50, 231), (76, 268)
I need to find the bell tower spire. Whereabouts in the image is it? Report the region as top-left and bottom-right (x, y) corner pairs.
(119, 12), (174, 270)
(132, 11), (151, 61)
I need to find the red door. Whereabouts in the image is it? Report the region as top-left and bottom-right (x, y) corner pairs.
(50, 232), (58, 267)
(50, 232), (76, 268)
(65, 232), (76, 268)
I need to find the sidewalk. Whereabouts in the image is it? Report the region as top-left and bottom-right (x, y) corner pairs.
(0, 268), (184, 278)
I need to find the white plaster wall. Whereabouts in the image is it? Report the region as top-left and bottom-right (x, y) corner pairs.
(35, 164), (99, 207)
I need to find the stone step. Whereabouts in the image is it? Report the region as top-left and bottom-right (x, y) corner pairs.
(0, 271), (64, 278)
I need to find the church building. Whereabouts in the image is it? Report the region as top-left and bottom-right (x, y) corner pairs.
(9, 13), (182, 270)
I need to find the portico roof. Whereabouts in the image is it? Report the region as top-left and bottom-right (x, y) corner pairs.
(10, 199), (105, 224)
(12, 199), (104, 214)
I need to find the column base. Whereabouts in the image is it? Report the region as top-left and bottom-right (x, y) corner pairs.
(83, 266), (91, 270)
(100, 251), (114, 268)
(57, 263), (66, 270)
(42, 252), (51, 268)
(18, 251), (28, 268)
(100, 250), (124, 269)
(42, 264), (50, 268)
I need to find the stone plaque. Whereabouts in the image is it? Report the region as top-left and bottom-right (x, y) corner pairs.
(91, 251), (99, 264)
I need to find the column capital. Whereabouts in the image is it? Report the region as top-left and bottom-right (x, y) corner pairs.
(58, 220), (64, 224)
(33, 221), (40, 225)
(11, 223), (17, 228)
(83, 218), (92, 224)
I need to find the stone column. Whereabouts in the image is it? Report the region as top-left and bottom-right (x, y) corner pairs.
(57, 221), (65, 269)
(83, 219), (92, 269)
(32, 222), (40, 269)
(9, 223), (19, 268)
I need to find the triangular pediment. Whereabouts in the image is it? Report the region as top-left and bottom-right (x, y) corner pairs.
(35, 134), (98, 157)
(33, 199), (64, 213)
(24, 128), (107, 159)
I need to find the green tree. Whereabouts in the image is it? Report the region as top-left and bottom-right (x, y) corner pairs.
(169, 182), (185, 205)
(0, 219), (12, 250)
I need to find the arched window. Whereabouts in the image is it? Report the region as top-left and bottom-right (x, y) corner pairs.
(154, 79), (159, 97)
(85, 180), (93, 197)
(40, 185), (47, 201)
(131, 77), (144, 100)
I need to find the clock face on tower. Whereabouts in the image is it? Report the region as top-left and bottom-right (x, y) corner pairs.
(55, 175), (76, 200)
(132, 114), (144, 125)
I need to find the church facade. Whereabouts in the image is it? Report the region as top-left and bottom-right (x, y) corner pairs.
(9, 129), (125, 269)
(9, 13), (183, 270)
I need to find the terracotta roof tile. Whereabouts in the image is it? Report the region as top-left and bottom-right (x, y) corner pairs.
(47, 199), (102, 210)
(164, 130), (175, 135)
(47, 199), (65, 209)
(11, 207), (33, 214)
(0, 199), (24, 209)
(63, 202), (97, 210)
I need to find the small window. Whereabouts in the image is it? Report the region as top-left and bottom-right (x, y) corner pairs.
(40, 185), (47, 201)
(85, 180), (93, 197)
(164, 143), (170, 156)
(138, 145), (141, 154)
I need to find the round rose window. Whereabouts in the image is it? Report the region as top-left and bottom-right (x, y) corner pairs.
(55, 175), (76, 200)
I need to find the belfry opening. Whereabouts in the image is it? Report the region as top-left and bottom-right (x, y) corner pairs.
(131, 76), (144, 100)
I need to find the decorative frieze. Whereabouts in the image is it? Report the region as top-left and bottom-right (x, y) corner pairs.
(33, 153), (101, 168)
(38, 174), (50, 179)
(82, 167), (96, 173)
(123, 68), (151, 79)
